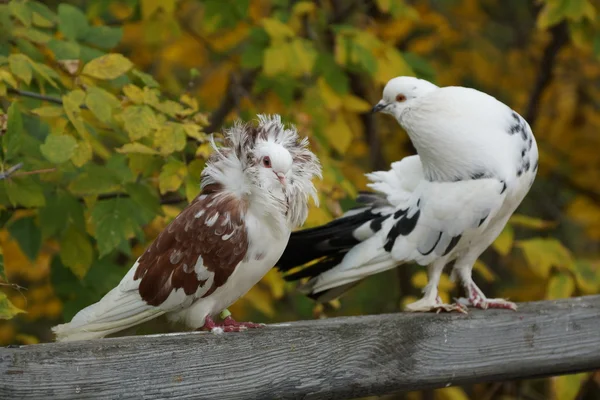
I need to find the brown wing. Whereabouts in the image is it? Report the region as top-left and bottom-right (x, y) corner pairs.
(133, 184), (248, 307)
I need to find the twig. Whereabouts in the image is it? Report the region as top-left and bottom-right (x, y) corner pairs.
(7, 88), (64, 106)
(205, 69), (259, 133)
(0, 163), (23, 180)
(12, 168), (56, 178)
(524, 22), (568, 125)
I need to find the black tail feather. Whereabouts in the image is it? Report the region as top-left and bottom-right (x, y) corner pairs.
(276, 208), (378, 277)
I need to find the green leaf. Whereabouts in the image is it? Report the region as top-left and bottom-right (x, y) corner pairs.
(8, 54), (32, 85)
(314, 53), (349, 94)
(132, 69), (159, 88)
(0, 291), (25, 320)
(8, 217), (41, 261)
(9, 1), (32, 27)
(85, 86), (120, 123)
(3, 102), (23, 161)
(91, 198), (138, 257)
(84, 26), (123, 49)
(82, 53), (133, 80)
(39, 191), (85, 239)
(40, 134), (77, 164)
(60, 225), (93, 279)
(4, 176), (46, 208)
(125, 182), (164, 216)
(573, 260), (599, 294)
(121, 105), (158, 140)
(58, 3), (89, 40)
(46, 39), (80, 60)
(552, 373), (590, 400)
(69, 164), (121, 195)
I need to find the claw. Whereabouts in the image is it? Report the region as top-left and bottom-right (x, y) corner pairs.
(458, 283), (517, 311)
(197, 314), (266, 333)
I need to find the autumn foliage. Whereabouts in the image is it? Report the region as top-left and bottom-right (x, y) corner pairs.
(0, 0), (599, 398)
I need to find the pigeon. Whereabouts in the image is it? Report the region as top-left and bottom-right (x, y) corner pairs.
(52, 114), (321, 341)
(277, 76), (538, 313)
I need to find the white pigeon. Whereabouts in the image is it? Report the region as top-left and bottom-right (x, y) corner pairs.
(53, 115), (321, 341)
(277, 76), (538, 313)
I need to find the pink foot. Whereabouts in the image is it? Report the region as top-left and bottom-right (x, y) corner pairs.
(198, 316), (265, 333)
(458, 283), (517, 311)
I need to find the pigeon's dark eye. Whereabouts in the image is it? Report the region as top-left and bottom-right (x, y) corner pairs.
(263, 156), (271, 168)
(396, 94), (407, 102)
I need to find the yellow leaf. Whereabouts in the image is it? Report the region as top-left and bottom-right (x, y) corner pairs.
(517, 238), (575, 279)
(492, 225), (514, 256)
(195, 142), (213, 159)
(59, 226), (93, 279)
(123, 84), (145, 104)
(62, 90), (88, 138)
(304, 205), (331, 227)
(85, 86), (120, 123)
(263, 45), (288, 76)
(185, 176), (200, 203)
(71, 140), (93, 167)
(116, 143), (159, 155)
(509, 214), (556, 230)
(183, 123), (205, 142)
(473, 260), (496, 282)
(327, 113), (353, 154)
(261, 269), (286, 299)
(241, 285), (275, 317)
(318, 78), (342, 110)
(292, 2), (316, 16)
(546, 272), (575, 300)
(121, 105), (158, 140)
(289, 39), (316, 76)
(31, 106), (64, 117)
(434, 386), (469, 400)
(375, 0), (391, 13)
(573, 260), (599, 294)
(0, 69), (18, 88)
(159, 160), (187, 194)
(552, 373), (589, 400)
(261, 18), (295, 39)
(32, 12), (54, 28)
(0, 291), (26, 320)
(411, 271), (428, 288)
(343, 94), (372, 113)
(180, 94), (198, 110)
(8, 54), (32, 85)
(82, 54), (133, 80)
(154, 124), (186, 155)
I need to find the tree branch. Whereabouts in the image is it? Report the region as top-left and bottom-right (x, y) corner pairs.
(7, 88), (65, 106)
(524, 22), (568, 125)
(204, 69), (259, 134)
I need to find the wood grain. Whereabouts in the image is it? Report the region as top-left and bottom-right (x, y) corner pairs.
(1, 296), (600, 399)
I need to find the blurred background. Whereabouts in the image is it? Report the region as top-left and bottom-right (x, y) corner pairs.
(1, 0), (599, 399)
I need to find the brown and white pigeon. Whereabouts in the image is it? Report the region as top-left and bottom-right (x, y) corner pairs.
(53, 114), (321, 341)
(277, 76), (538, 313)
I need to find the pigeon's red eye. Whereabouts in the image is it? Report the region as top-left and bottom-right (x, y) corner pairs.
(263, 156), (271, 168)
(396, 94), (407, 102)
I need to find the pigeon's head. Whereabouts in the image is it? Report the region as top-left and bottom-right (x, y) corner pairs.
(253, 140), (293, 189)
(202, 114), (321, 227)
(372, 76), (439, 118)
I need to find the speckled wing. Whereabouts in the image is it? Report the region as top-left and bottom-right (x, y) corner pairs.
(306, 177), (508, 294)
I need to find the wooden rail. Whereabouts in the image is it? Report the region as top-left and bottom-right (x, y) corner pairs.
(1, 295), (599, 399)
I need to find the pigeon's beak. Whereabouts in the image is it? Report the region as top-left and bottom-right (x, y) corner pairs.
(371, 101), (388, 113)
(275, 172), (286, 186)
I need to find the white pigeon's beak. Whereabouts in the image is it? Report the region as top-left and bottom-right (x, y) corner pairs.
(371, 100), (388, 113)
(275, 172), (286, 186)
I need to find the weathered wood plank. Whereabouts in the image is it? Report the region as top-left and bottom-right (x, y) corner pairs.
(1, 296), (599, 399)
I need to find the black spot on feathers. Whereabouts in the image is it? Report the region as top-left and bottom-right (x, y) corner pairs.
(384, 210), (421, 252)
(419, 231), (442, 256)
(500, 181), (507, 194)
(443, 235), (462, 256)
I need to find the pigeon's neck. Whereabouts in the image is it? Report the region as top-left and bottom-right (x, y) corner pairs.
(400, 118), (501, 182)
